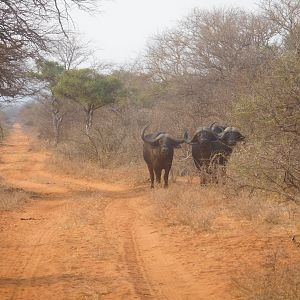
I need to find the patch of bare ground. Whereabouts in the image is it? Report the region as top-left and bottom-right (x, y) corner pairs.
(1, 124), (300, 299)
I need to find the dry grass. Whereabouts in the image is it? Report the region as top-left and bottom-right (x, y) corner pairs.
(232, 194), (291, 221)
(0, 183), (30, 210)
(152, 184), (225, 231)
(50, 149), (300, 236)
(48, 152), (148, 185)
(152, 180), (300, 234)
(232, 249), (300, 300)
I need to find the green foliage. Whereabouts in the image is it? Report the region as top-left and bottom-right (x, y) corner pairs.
(112, 70), (159, 108)
(34, 59), (65, 88)
(53, 68), (123, 110)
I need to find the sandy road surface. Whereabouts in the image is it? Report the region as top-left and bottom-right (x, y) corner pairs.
(0, 124), (298, 300)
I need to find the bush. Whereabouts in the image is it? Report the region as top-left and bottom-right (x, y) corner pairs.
(232, 249), (300, 300)
(229, 52), (300, 202)
(152, 184), (224, 231)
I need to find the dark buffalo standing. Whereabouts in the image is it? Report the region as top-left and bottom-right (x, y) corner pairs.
(187, 126), (245, 183)
(141, 125), (186, 188)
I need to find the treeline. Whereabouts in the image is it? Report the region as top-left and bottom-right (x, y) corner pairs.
(19, 0), (299, 201)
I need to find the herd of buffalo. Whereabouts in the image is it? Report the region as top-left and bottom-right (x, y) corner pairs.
(141, 123), (245, 188)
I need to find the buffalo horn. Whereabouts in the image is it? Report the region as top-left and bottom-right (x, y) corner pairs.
(141, 125), (165, 144)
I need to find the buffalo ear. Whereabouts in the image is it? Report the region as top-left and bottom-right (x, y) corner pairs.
(190, 134), (199, 144)
(220, 131), (229, 142)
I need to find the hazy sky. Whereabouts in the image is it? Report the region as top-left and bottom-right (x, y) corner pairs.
(73, 0), (258, 65)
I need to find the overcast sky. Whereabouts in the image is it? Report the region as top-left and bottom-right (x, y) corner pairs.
(73, 0), (259, 65)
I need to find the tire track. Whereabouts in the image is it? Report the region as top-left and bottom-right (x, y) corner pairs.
(11, 215), (65, 300)
(104, 197), (159, 299)
(122, 203), (156, 299)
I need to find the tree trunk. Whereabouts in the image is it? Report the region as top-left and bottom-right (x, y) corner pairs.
(51, 97), (63, 146)
(85, 108), (94, 135)
(52, 113), (63, 146)
(0, 124), (4, 141)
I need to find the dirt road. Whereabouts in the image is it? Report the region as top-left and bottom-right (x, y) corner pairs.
(0, 124), (297, 300)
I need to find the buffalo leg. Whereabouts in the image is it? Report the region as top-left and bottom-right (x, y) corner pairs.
(147, 165), (155, 188)
(201, 163), (210, 185)
(164, 168), (171, 188)
(194, 159), (206, 184)
(154, 168), (162, 185)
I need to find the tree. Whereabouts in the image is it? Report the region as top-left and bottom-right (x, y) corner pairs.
(145, 8), (274, 81)
(143, 8), (276, 125)
(33, 32), (98, 145)
(260, 0), (300, 52)
(53, 69), (123, 134)
(0, 0), (98, 101)
(34, 59), (65, 145)
(52, 34), (95, 70)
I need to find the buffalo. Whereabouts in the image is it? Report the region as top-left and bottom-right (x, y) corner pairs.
(141, 125), (187, 188)
(187, 125), (245, 183)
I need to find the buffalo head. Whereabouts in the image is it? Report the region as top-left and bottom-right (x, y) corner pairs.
(141, 125), (186, 153)
(186, 127), (218, 144)
(220, 127), (245, 147)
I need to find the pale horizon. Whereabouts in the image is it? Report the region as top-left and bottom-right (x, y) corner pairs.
(72, 0), (258, 65)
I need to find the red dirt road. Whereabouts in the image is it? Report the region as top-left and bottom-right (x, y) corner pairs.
(0, 124), (298, 299)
